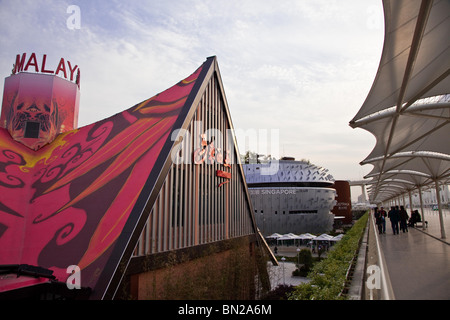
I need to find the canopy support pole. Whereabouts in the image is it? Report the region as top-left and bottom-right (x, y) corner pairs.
(361, 185), (367, 203)
(434, 180), (446, 239)
(408, 190), (413, 215)
(417, 185), (425, 230)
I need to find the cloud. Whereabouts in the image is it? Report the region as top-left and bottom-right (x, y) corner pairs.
(0, 0), (384, 188)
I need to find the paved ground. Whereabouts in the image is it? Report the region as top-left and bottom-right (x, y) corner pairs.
(378, 208), (450, 300)
(265, 208), (450, 299)
(416, 208), (450, 242)
(266, 244), (328, 289)
(267, 261), (310, 288)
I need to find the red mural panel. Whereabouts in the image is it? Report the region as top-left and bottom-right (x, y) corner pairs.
(0, 64), (203, 293)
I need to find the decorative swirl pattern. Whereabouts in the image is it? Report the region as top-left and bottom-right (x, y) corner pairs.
(0, 63), (204, 297)
(40, 164), (63, 183)
(2, 149), (24, 163)
(0, 150), (26, 188)
(0, 174), (25, 188)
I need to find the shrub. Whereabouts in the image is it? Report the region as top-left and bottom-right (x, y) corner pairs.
(261, 284), (295, 300)
(297, 248), (313, 269)
(288, 212), (368, 300)
(292, 248), (314, 276)
(292, 265), (310, 277)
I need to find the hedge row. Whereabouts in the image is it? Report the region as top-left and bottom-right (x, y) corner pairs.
(288, 212), (368, 300)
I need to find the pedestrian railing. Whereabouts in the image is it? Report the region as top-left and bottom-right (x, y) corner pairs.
(368, 213), (396, 300)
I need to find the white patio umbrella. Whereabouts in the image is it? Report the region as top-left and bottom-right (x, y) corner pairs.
(266, 233), (282, 239)
(313, 234), (333, 241)
(299, 233), (316, 239)
(331, 234), (344, 241)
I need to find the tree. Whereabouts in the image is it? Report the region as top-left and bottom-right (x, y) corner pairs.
(294, 249), (313, 276)
(298, 249), (313, 269)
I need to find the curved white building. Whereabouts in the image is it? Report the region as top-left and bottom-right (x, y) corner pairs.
(243, 157), (337, 235)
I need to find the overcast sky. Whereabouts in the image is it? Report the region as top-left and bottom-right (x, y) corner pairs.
(0, 0), (385, 200)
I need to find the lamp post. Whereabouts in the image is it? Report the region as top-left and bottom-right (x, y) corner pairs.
(281, 257), (286, 285)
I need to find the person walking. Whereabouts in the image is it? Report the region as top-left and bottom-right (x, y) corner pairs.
(374, 207), (383, 234)
(379, 207), (387, 234)
(399, 206), (409, 233)
(388, 206), (400, 235)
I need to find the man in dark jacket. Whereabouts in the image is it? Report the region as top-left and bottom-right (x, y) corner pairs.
(388, 206), (400, 235)
(399, 206), (409, 233)
(374, 208), (383, 234)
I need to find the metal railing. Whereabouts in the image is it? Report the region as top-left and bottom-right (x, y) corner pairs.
(368, 213), (396, 300)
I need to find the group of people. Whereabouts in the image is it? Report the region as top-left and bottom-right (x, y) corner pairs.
(374, 206), (420, 235)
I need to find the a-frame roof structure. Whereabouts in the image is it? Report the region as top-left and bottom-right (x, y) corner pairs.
(0, 56), (263, 299)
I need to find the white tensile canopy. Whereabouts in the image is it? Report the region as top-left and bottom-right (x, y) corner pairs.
(331, 234), (344, 241)
(298, 233), (317, 240)
(266, 232), (343, 245)
(276, 233), (298, 241)
(350, 0), (450, 239)
(266, 233), (283, 239)
(312, 234), (334, 241)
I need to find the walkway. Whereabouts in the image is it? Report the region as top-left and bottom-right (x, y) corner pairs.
(377, 208), (450, 300)
(417, 207), (450, 242)
(265, 209), (450, 299)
